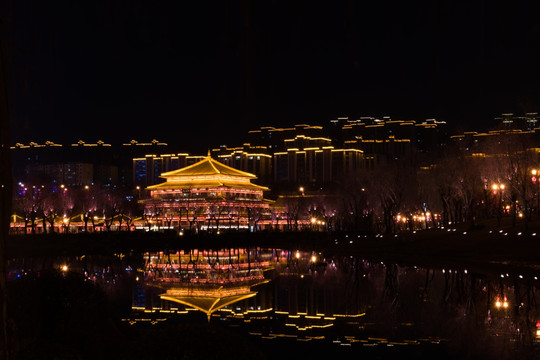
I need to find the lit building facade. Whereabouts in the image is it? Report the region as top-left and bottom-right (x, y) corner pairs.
(11, 139), (172, 187)
(25, 162), (94, 186)
(142, 155), (271, 231)
(247, 124), (325, 152)
(273, 147), (364, 185)
(211, 144), (273, 185)
(495, 112), (538, 131)
(339, 117), (447, 165)
(133, 154), (205, 187)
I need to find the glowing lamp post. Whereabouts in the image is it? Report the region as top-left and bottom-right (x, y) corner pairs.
(492, 183), (505, 226)
(532, 170), (539, 216)
(495, 296), (509, 310)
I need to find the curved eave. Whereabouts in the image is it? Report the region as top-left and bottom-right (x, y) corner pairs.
(147, 181), (269, 192)
(160, 293), (257, 319)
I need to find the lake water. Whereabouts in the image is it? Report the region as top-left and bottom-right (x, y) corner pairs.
(7, 247), (540, 359)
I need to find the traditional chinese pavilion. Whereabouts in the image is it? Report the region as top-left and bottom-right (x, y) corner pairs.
(143, 154), (271, 231)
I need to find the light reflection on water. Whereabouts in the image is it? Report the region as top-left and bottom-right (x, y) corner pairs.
(8, 248), (540, 359)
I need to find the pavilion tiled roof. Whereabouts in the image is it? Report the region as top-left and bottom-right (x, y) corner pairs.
(146, 155), (269, 191)
(160, 156), (257, 178)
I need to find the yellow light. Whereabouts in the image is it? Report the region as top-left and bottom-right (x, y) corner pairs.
(533, 170), (538, 176)
(61, 265), (68, 272)
(311, 255), (317, 263)
(295, 251), (300, 259)
(492, 184), (498, 190)
(500, 184), (505, 190)
(311, 217), (316, 224)
(495, 300), (501, 308)
(299, 187), (304, 193)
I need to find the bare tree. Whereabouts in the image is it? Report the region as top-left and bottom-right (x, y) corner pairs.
(12, 187), (39, 234)
(504, 143), (535, 229)
(39, 189), (61, 233)
(99, 189), (121, 231)
(365, 161), (416, 234)
(333, 174), (373, 233)
(276, 195), (308, 231)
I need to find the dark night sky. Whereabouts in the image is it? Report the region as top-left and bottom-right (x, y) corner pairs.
(3, 1), (540, 152)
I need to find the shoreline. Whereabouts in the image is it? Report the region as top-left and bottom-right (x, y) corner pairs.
(7, 220), (540, 278)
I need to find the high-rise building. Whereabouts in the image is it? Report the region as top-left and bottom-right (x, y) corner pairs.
(211, 144), (273, 185)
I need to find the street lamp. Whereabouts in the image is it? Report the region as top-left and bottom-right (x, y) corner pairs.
(495, 296), (509, 309)
(532, 169), (539, 216)
(492, 183), (505, 226)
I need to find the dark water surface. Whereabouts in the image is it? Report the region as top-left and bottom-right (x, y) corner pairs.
(7, 246), (540, 359)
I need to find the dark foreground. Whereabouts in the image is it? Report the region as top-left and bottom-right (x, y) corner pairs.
(6, 222), (540, 360)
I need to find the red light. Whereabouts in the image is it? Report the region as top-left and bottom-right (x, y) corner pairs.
(533, 176), (537, 184)
(536, 321), (540, 328)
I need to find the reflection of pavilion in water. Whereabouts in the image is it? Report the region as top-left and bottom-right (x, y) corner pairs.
(142, 249), (273, 321)
(133, 250), (540, 354)
(136, 249), (370, 338)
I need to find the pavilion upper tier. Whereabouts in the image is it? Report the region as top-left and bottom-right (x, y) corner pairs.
(146, 155), (269, 192)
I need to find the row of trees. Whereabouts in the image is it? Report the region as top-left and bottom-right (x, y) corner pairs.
(12, 184), (139, 234)
(277, 133), (540, 233)
(11, 133), (540, 235)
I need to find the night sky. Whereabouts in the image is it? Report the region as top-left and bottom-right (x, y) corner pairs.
(3, 1), (540, 152)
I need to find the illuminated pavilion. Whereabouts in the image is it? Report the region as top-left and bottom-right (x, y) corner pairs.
(143, 154), (272, 231)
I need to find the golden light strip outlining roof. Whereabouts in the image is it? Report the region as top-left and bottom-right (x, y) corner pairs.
(160, 293), (258, 322)
(146, 180), (269, 191)
(218, 152), (272, 158)
(331, 148), (364, 152)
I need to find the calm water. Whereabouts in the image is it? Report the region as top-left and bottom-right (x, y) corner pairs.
(7, 247), (540, 359)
